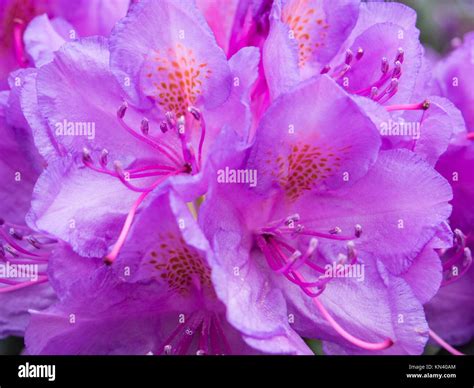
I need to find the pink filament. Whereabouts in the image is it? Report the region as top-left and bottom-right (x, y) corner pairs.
(0, 276), (48, 293)
(429, 329), (464, 356)
(261, 236), (393, 351)
(118, 115), (182, 166)
(104, 172), (179, 264)
(311, 294), (394, 351)
(385, 101), (428, 112)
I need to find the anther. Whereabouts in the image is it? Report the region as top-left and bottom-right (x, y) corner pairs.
(344, 49), (353, 65)
(354, 224), (362, 238)
(285, 214), (300, 226)
(140, 118), (149, 135)
(356, 47), (364, 60)
(9, 228), (23, 240)
(188, 106), (201, 121)
(160, 121), (169, 133)
(165, 111), (176, 129)
(395, 48), (404, 63)
(82, 148), (92, 164)
(329, 227), (342, 235)
(117, 101), (128, 119)
(392, 61), (402, 78)
(370, 86), (378, 99)
(320, 65), (331, 74)
(100, 149), (109, 167)
(422, 100), (430, 110)
(381, 57), (389, 74)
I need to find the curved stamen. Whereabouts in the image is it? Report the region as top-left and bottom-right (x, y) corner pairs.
(385, 100), (430, 112)
(429, 329), (464, 356)
(312, 294), (393, 351)
(104, 173), (177, 265)
(188, 106), (206, 169)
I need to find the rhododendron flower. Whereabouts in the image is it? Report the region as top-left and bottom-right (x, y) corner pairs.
(0, 0), (472, 358)
(199, 76), (453, 354)
(23, 0), (259, 263)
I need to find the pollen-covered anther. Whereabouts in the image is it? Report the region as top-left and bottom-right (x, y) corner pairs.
(422, 100), (431, 110)
(356, 47), (364, 60)
(329, 226), (342, 235)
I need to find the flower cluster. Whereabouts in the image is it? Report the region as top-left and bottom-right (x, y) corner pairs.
(0, 0), (472, 355)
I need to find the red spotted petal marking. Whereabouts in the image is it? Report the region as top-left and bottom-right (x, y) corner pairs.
(282, 0), (329, 67)
(146, 233), (213, 296)
(264, 142), (350, 200)
(145, 43), (212, 117)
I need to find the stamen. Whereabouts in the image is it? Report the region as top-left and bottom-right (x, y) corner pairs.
(355, 47), (364, 60)
(116, 103), (182, 166)
(312, 295), (393, 350)
(188, 106), (206, 168)
(385, 99), (430, 112)
(429, 329), (464, 356)
(103, 171), (181, 264)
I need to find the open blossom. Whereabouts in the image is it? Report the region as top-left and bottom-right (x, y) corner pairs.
(0, 0), (472, 356)
(23, 0), (259, 264)
(24, 190), (310, 355)
(199, 76), (453, 355)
